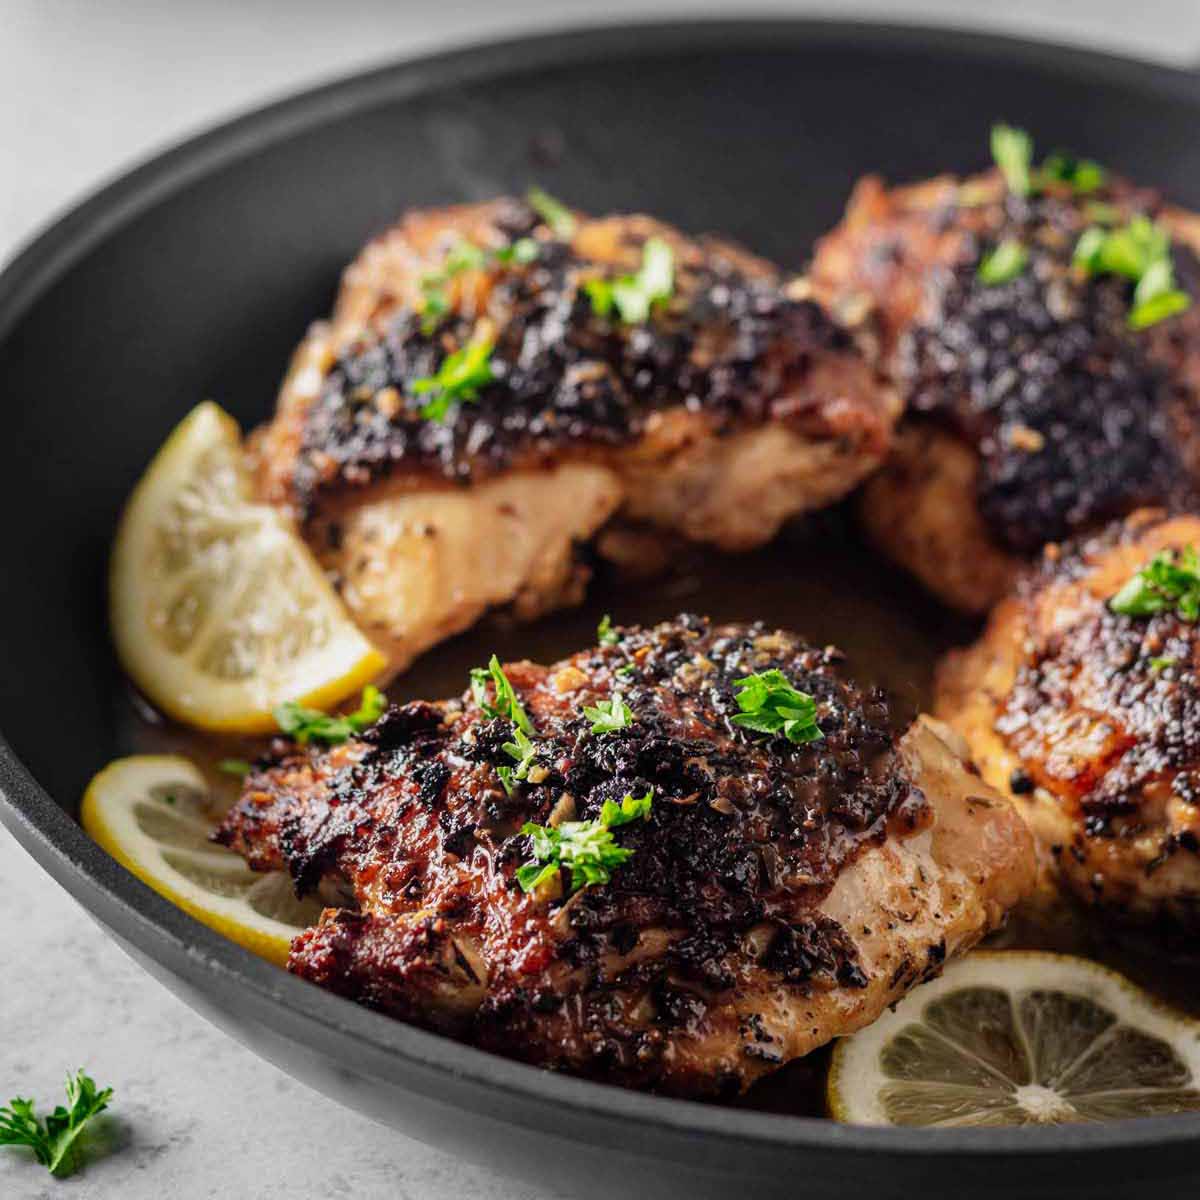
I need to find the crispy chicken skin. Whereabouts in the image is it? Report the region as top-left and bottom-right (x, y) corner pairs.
(936, 510), (1200, 928)
(810, 167), (1200, 612)
(217, 615), (1032, 1096)
(251, 200), (898, 671)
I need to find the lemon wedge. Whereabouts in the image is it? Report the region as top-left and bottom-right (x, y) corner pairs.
(82, 755), (327, 966)
(828, 951), (1200, 1127)
(110, 401), (385, 732)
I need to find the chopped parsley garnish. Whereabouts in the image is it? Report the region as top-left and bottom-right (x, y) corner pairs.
(1038, 150), (1105, 194)
(0, 1070), (113, 1178)
(217, 758), (252, 778)
(515, 788), (653, 894)
(731, 669), (823, 744)
(470, 654), (533, 733)
(274, 685), (387, 745)
(596, 613), (619, 645)
(977, 239), (1028, 285)
(1110, 546), (1200, 622)
(411, 332), (496, 420)
(494, 237), (540, 265)
(1085, 200), (1121, 226)
(497, 725), (538, 796)
(990, 123), (1107, 198)
(583, 691), (633, 734)
(419, 237), (539, 330)
(615, 663), (636, 679)
(1150, 656), (1178, 673)
(527, 186), (576, 238)
(586, 236), (675, 324)
(1072, 214), (1191, 329)
(991, 123), (1034, 196)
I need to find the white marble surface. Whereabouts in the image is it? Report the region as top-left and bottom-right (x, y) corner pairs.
(2, 3), (1198, 1197)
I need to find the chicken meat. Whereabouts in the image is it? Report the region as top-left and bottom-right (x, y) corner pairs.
(936, 509), (1200, 928)
(809, 159), (1200, 612)
(251, 199), (897, 672)
(217, 614), (1033, 1096)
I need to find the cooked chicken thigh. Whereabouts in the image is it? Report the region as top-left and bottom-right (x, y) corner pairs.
(252, 200), (897, 672)
(810, 162), (1200, 612)
(217, 615), (1033, 1095)
(936, 510), (1200, 928)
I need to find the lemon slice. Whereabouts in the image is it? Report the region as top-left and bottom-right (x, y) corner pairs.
(828, 951), (1200, 1127)
(82, 755), (328, 966)
(110, 401), (385, 732)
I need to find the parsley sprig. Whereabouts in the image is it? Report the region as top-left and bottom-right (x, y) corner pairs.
(1073, 214), (1191, 329)
(731, 669), (823, 744)
(977, 238), (1028, 285)
(470, 654), (533, 733)
(411, 331), (497, 421)
(0, 1071), (113, 1178)
(583, 691), (633, 734)
(274, 685), (386, 745)
(585, 236), (675, 324)
(1110, 545), (1200, 622)
(527, 185), (576, 238)
(516, 789), (653, 894)
(497, 725), (538, 796)
(990, 123), (1106, 198)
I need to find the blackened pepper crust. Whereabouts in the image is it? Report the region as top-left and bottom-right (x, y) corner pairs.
(812, 168), (1200, 558)
(288, 200), (860, 513)
(902, 187), (1200, 554)
(216, 615), (936, 1092)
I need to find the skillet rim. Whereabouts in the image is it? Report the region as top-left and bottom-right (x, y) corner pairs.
(2, 15), (1200, 1166)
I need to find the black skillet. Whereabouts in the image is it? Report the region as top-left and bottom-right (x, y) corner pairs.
(2, 20), (1200, 1199)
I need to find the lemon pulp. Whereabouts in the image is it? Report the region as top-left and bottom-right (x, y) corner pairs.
(828, 951), (1200, 1126)
(109, 401), (385, 732)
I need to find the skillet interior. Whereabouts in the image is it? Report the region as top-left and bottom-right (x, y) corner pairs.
(3, 20), (1200, 1198)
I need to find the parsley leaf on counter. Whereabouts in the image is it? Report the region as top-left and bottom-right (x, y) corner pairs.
(977, 239), (1028, 285)
(586, 236), (675, 324)
(412, 332), (496, 420)
(731, 669), (823, 744)
(217, 758), (252, 778)
(516, 788), (653, 894)
(583, 692), (634, 735)
(527, 186), (576, 238)
(470, 654), (533, 733)
(1110, 545), (1200, 622)
(274, 685), (387, 745)
(0, 1070), (113, 1177)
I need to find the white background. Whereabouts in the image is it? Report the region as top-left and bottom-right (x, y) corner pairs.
(1, 3), (1197, 1197)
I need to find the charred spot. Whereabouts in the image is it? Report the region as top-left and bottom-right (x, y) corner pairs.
(413, 759), (451, 808)
(760, 915), (862, 988)
(363, 700), (446, 745)
(1009, 767), (1035, 795)
(655, 982), (708, 1031)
